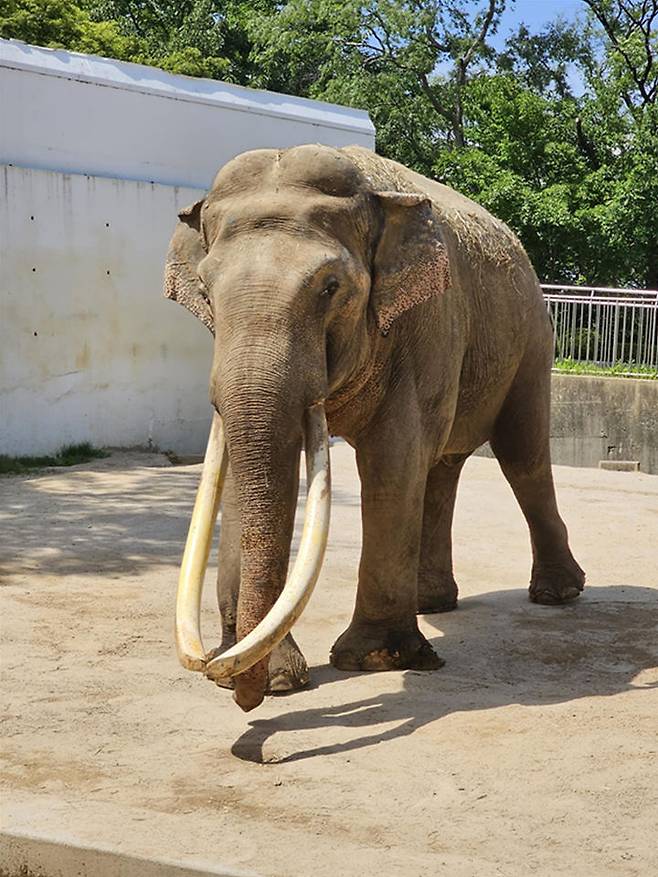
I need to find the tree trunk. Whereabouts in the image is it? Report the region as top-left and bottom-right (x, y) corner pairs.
(646, 239), (658, 291)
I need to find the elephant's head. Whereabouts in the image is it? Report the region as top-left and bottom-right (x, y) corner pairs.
(164, 145), (450, 710)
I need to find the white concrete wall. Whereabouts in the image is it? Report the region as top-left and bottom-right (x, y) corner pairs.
(0, 40), (375, 455)
(1, 165), (210, 455)
(0, 39), (374, 188)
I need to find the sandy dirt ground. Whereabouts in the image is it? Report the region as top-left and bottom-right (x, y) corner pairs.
(1, 445), (657, 876)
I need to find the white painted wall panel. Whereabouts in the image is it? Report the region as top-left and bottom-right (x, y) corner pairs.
(1, 165), (211, 455)
(0, 40), (374, 188)
(0, 41), (376, 455)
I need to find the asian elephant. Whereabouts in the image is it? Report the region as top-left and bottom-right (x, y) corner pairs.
(164, 144), (585, 712)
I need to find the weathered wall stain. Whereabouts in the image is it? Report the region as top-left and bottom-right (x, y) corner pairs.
(75, 344), (90, 370)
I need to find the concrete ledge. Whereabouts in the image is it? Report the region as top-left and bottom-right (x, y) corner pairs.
(599, 460), (640, 472)
(0, 831), (256, 877)
(475, 374), (658, 474)
(550, 374), (657, 474)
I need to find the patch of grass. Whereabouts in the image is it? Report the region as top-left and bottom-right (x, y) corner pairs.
(0, 442), (110, 475)
(553, 358), (658, 379)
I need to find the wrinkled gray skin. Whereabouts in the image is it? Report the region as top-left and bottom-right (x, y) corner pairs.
(165, 145), (585, 711)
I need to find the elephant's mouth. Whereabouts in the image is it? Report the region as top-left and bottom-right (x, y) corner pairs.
(174, 403), (331, 703)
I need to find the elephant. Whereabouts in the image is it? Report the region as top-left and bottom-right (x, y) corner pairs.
(164, 144), (585, 712)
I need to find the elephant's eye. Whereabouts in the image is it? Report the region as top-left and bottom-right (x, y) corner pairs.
(321, 277), (340, 297)
(197, 275), (211, 303)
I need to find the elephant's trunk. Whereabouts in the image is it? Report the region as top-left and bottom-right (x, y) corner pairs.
(222, 376), (304, 709)
(174, 334), (331, 711)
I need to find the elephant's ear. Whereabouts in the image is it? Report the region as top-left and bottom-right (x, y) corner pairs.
(163, 199), (214, 335)
(371, 192), (451, 336)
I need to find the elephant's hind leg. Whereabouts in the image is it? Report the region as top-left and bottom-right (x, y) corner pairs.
(417, 455), (468, 613)
(490, 358), (585, 604)
(210, 468), (309, 692)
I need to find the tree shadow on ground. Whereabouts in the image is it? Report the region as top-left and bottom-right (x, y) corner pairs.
(231, 585), (658, 764)
(0, 459), (198, 580)
(0, 456), (359, 581)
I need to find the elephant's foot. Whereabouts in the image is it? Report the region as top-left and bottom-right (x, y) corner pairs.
(330, 620), (444, 672)
(206, 632), (310, 693)
(417, 574), (458, 614)
(529, 556), (586, 605)
(267, 633), (310, 692)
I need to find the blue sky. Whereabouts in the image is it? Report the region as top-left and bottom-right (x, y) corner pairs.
(490, 0), (589, 93)
(431, 1), (589, 87)
(495, 0), (585, 44)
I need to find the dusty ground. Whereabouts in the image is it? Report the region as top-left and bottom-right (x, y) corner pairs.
(1, 445), (657, 876)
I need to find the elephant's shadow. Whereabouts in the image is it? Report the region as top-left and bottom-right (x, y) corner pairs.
(232, 585), (658, 763)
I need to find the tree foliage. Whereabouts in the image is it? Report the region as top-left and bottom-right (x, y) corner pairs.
(0, 0), (139, 59)
(87, 0), (276, 80)
(248, 1), (507, 168)
(1, 0), (656, 287)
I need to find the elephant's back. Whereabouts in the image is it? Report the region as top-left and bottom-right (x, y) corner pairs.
(343, 146), (540, 303)
(342, 146), (532, 280)
(344, 145), (497, 224)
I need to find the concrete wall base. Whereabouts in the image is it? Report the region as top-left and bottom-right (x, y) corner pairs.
(475, 374), (658, 475)
(0, 830), (256, 877)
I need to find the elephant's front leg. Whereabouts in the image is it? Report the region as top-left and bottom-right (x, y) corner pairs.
(210, 467), (310, 692)
(330, 420), (444, 672)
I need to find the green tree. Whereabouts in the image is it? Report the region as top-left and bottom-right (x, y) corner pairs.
(582, 0), (658, 288)
(88, 0), (276, 80)
(0, 0), (141, 59)
(434, 74), (597, 283)
(432, 1), (657, 288)
(497, 19), (595, 98)
(0, 0), (276, 81)
(249, 0), (508, 174)
(2, 0), (656, 287)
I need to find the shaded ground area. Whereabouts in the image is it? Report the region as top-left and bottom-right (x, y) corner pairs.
(1, 447), (657, 876)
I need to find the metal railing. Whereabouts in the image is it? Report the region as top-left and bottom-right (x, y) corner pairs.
(541, 284), (658, 372)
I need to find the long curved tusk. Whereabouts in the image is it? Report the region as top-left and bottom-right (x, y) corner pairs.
(204, 402), (331, 683)
(175, 411), (228, 671)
